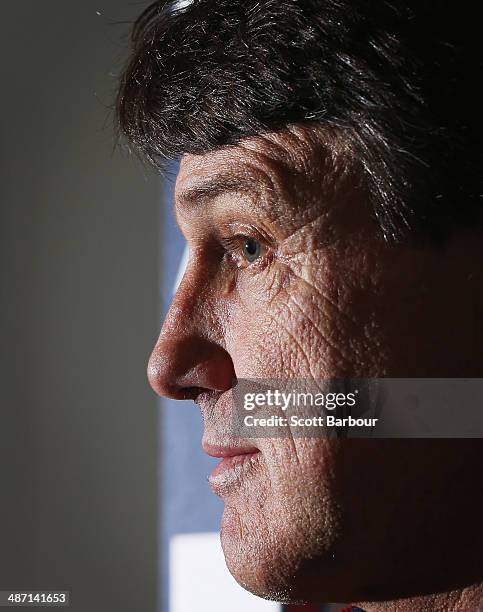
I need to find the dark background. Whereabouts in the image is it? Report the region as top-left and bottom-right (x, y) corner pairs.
(0, 2), (160, 611)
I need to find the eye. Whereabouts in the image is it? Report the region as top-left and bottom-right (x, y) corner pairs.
(219, 233), (267, 268)
(241, 237), (261, 262)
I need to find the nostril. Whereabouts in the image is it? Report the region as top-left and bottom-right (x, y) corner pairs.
(148, 335), (236, 400)
(147, 348), (208, 400)
(179, 386), (205, 401)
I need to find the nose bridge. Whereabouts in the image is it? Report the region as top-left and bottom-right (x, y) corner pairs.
(161, 255), (211, 340)
(162, 287), (195, 339)
(147, 255), (235, 399)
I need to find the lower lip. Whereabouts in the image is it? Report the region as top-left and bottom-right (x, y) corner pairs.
(208, 452), (261, 496)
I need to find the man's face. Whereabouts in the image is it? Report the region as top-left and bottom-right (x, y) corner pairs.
(148, 125), (483, 602)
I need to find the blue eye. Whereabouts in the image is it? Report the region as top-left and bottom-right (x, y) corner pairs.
(242, 237), (261, 262)
(219, 233), (265, 267)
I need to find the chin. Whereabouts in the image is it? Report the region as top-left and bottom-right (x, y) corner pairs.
(219, 495), (345, 605)
(220, 510), (297, 602)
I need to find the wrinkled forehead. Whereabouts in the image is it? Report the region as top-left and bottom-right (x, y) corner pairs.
(176, 130), (295, 194)
(175, 123), (354, 208)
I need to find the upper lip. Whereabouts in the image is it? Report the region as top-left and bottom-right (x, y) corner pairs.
(196, 390), (260, 459)
(202, 440), (259, 458)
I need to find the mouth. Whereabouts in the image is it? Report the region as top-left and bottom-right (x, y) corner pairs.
(203, 441), (261, 496)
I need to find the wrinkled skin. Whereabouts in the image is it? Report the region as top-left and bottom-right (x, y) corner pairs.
(148, 124), (483, 609)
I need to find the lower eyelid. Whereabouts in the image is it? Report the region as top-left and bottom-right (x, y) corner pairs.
(218, 231), (277, 269)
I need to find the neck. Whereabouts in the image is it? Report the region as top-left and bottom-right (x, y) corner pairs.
(357, 581), (483, 611)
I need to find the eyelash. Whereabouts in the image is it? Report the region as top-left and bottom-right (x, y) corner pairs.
(219, 234), (268, 268)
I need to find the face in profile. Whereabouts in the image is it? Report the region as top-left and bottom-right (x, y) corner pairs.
(146, 124), (483, 604)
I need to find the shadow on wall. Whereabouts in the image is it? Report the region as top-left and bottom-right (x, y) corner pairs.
(0, 2), (160, 612)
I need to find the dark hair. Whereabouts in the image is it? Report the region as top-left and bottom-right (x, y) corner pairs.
(117, 0), (482, 242)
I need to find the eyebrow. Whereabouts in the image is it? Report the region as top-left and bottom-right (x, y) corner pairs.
(176, 172), (261, 209)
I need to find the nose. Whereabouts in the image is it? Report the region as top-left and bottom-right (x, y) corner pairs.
(147, 301), (236, 401)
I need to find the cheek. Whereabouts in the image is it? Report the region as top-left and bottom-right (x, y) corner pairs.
(221, 437), (343, 598)
(224, 255), (384, 378)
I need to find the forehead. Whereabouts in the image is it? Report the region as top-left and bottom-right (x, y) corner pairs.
(177, 124), (336, 187)
(175, 131), (291, 199)
(175, 124), (345, 202)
